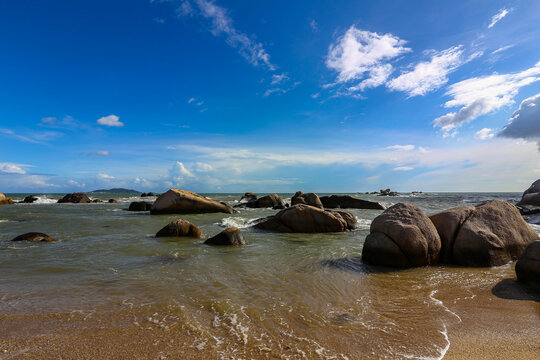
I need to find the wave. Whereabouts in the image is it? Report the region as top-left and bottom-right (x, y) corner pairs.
(216, 217), (259, 229)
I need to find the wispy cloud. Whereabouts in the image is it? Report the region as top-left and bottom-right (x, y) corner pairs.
(488, 8), (510, 29)
(475, 128), (494, 140)
(326, 26), (411, 94)
(491, 44), (514, 55)
(97, 115), (124, 127)
(175, 0), (275, 70)
(433, 60), (540, 135)
(88, 150), (110, 156)
(388, 46), (481, 97)
(393, 166), (414, 171)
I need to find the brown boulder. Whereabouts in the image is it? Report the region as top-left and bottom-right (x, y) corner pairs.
(291, 191), (323, 209)
(12, 232), (55, 242)
(254, 204), (356, 233)
(205, 227), (245, 246)
(515, 241), (540, 284)
(429, 199), (538, 267)
(155, 219), (204, 238)
(128, 201), (152, 211)
(362, 203), (441, 267)
(0, 192), (14, 205)
(239, 192), (257, 203)
(320, 195), (384, 210)
(236, 193), (285, 209)
(150, 189), (234, 215)
(58, 193), (91, 203)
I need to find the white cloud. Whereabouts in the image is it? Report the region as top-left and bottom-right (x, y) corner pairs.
(309, 19), (318, 32)
(188, 97), (196, 103)
(97, 173), (115, 180)
(488, 8), (510, 29)
(0, 162), (27, 174)
(326, 26), (410, 93)
(474, 128), (494, 140)
(97, 115), (124, 127)
(433, 60), (540, 135)
(388, 46), (478, 97)
(271, 73), (289, 85)
(393, 166), (414, 171)
(178, 0), (275, 70)
(499, 93), (540, 141)
(194, 162), (213, 172)
(491, 45), (514, 55)
(264, 81), (300, 97)
(387, 144), (415, 151)
(68, 179), (85, 187)
(89, 150), (110, 156)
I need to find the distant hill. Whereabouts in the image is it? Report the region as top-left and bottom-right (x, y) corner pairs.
(88, 188), (141, 195)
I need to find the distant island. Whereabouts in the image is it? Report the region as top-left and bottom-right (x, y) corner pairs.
(88, 188), (141, 195)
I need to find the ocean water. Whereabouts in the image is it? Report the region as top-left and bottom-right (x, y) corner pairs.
(0, 192), (538, 359)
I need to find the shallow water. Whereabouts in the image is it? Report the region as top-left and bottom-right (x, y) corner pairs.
(1, 192), (539, 359)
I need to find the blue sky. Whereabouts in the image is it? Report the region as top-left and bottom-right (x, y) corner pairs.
(2, 0), (540, 192)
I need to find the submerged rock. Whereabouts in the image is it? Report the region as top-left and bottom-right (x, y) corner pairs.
(235, 193), (285, 209)
(108, 199), (118, 203)
(155, 219), (204, 238)
(0, 192), (14, 205)
(12, 232), (55, 242)
(128, 201), (153, 211)
(362, 203), (441, 267)
(205, 227), (245, 246)
(21, 195), (38, 203)
(150, 189), (234, 215)
(429, 199), (538, 267)
(515, 241), (540, 284)
(319, 195), (384, 210)
(291, 191), (323, 209)
(58, 192), (91, 203)
(254, 204), (356, 233)
(91, 199), (102, 203)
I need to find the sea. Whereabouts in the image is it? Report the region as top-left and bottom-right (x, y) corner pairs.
(1, 192), (539, 359)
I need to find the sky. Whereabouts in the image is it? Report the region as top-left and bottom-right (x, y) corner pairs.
(2, 0), (540, 193)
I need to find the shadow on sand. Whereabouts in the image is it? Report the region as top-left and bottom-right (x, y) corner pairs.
(320, 256), (403, 274)
(492, 278), (540, 302)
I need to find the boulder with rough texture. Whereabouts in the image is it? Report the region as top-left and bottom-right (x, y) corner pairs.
(155, 219), (204, 238)
(291, 191), (323, 209)
(515, 241), (540, 284)
(320, 195), (384, 210)
(254, 204), (356, 233)
(429, 199), (538, 267)
(58, 193), (91, 203)
(150, 189), (234, 215)
(362, 203), (441, 267)
(239, 192), (257, 203)
(205, 227), (245, 246)
(236, 193), (285, 209)
(128, 201), (153, 211)
(12, 232), (55, 242)
(0, 192), (14, 205)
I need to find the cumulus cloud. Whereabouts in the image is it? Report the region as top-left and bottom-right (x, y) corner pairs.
(0, 162), (27, 174)
(97, 173), (115, 180)
(89, 150), (110, 156)
(97, 115), (124, 127)
(433, 60), (540, 135)
(499, 93), (540, 141)
(326, 26), (410, 94)
(388, 46), (480, 97)
(475, 128), (494, 140)
(176, 0), (274, 70)
(488, 8), (510, 29)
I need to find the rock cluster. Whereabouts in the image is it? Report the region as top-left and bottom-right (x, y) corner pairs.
(235, 193), (286, 209)
(291, 191), (323, 209)
(362, 199), (538, 268)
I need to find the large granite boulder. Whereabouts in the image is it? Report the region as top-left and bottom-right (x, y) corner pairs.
(205, 227), (245, 246)
(362, 203), (441, 267)
(320, 195), (384, 210)
(12, 232), (55, 242)
(155, 219), (204, 238)
(235, 193), (285, 209)
(150, 189), (234, 215)
(0, 192), (14, 205)
(515, 241), (540, 284)
(128, 201), (152, 211)
(517, 179), (540, 210)
(429, 199), (538, 267)
(291, 191), (323, 209)
(58, 192), (91, 203)
(254, 204), (356, 233)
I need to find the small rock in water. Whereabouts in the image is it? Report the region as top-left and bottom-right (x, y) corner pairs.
(12, 232), (55, 242)
(331, 313), (356, 323)
(205, 227), (245, 246)
(155, 219), (204, 238)
(128, 201), (152, 211)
